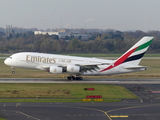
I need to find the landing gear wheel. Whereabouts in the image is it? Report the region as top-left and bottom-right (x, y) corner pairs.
(79, 77), (83, 80)
(76, 77), (83, 80)
(67, 76), (72, 80)
(12, 71), (15, 74)
(72, 76), (76, 80)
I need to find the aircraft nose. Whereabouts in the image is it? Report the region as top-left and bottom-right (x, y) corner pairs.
(4, 58), (11, 66)
(4, 58), (8, 65)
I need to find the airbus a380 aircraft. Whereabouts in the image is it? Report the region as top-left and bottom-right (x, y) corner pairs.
(4, 36), (153, 80)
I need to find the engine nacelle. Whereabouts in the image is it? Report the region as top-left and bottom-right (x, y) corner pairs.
(67, 65), (80, 73)
(49, 66), (63, 74)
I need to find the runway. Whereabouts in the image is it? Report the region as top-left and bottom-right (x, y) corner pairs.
(1, 78), (160, 120)
(0, 78), (160, 84)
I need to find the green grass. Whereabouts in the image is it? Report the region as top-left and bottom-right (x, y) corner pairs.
(0, 84), (137, 99)
(0, 83), (137, 102)
(0, 55), (10, 57)
(0, 118), (7, 120)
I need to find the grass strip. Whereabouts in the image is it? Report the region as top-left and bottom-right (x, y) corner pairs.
(0, 83), (137, 102)
(0, 118), (7, 120)
(0, 83), (137, 99)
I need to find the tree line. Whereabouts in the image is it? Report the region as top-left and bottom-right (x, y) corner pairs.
(0, 30), (160, 54)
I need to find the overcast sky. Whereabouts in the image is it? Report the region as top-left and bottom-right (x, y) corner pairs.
(0, 0), (160, 31)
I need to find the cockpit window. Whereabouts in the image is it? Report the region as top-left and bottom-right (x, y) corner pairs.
(9, 57), (12, 59)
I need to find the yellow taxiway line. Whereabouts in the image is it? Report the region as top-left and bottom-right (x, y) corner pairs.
(110, 115), (128, 117)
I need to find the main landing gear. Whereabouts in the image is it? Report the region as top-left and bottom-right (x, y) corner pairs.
(67, 76), (83, 80)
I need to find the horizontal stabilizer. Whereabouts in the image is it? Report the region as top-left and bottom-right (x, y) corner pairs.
(124, 65), (150, 69)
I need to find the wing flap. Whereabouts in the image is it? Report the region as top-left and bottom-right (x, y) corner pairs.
(79, 63), (111, 66)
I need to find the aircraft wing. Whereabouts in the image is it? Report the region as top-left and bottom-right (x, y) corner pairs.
(75, 62), (112, 72)
(76, 62), (111, 66)
(36, 62), (112, 72)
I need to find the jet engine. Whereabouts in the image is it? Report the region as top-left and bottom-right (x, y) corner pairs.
(49, 66), (63, 74)
(67, 65), (80, 73)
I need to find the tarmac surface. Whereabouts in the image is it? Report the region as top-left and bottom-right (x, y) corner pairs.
(1, 78), (160, 120)
(0, 78), (160, 84)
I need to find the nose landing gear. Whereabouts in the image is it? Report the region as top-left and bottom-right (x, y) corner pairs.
(11, 67), (15, 74)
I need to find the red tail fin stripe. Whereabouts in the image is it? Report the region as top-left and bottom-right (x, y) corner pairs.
(100, 47), (138, 72)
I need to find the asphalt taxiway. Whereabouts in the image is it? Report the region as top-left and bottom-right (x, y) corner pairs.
(1, 100), (160, 120)
(1, 78), (160, 120)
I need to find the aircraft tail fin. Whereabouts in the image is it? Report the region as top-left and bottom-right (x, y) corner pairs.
(100, 36), (153, 72)
(115, 36), (153, 65)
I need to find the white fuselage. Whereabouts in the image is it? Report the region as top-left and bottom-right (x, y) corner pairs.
(4, 52), (145, 76)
